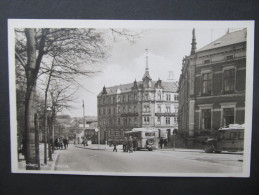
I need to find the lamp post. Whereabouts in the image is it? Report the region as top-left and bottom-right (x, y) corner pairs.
(95, 127), (100, 149)
(46, 107), (52, 161)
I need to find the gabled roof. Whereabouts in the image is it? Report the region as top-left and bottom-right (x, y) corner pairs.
(98, 80), (178, 96)
(197, 29), (247, 52)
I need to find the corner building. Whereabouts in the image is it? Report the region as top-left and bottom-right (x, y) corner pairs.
(178, 29), (246, 146)
(97, 57), (179, 144)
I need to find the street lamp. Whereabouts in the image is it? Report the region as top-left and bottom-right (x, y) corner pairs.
(95, 127), (100, 149)
(46, 107), (53, 161)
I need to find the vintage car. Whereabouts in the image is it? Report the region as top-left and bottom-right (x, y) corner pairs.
(205, 124), (244, 153)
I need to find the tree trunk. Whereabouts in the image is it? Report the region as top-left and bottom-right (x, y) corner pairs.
(24, 29), (39, 170)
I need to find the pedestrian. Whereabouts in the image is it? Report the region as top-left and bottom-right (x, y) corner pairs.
(66, 137), (69, 148)
(122, 137), (127, 152)
(133, 137), (138, 151)
(164, 139), (168, 149)
(127, 136), (133, 153)
(63, 137), (67, 149)
(159, 137), (164, 149)
(113, 140), (117, 152)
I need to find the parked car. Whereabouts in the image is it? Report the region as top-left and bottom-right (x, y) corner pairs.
(205, 124), (244, 153)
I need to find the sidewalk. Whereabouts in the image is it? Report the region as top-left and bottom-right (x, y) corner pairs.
(18, 143), (60, 170)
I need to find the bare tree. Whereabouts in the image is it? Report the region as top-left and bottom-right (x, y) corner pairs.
(15, 28), (140, 169)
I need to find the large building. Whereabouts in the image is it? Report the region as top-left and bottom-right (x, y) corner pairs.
(178, 29), (246, 147)
(97, 52), (179, 144)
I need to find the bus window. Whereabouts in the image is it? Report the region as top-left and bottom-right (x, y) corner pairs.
(145, 132), (155, 136)
(230, 132), (237, 139)
(238, 131), (244, 139)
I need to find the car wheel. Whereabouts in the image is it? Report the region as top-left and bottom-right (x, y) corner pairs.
(205, 144), (214, 153)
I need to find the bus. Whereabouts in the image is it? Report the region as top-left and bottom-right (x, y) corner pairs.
(125, 128), (159, 151)
(205, 124), (244, 153)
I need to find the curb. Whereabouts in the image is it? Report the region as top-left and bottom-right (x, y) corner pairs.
(74, 145), (111, 151)
(50, 151), (60, 171)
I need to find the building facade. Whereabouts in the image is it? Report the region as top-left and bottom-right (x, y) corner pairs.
(97, 54), (179, 144)
(178, 29), (246, 146)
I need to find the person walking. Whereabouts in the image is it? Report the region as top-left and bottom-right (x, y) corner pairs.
(113, 140), (117, 152)
(63, 137), (67, 149)
(164, 138), (168, 149)
(66, 137), (69, 148)
(133, 137), (138, 151)
(127, 136), (133, 153)
(159, 137), (164, 149)
(122, 137), (127, 152)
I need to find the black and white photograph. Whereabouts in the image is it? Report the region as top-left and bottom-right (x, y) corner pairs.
(8, 19), (254, 177)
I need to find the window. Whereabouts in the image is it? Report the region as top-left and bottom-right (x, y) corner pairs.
(118, 118), (120, 125)
(134, 93), (137, 101)
(103, 108), (106, 115)
(118, 106), (120, 113)
(108, 119), (111, 126)
(204, 59), (210, 64)
(224, 69), (235, 93)
(144, 105), (150, 112)
(174, 106), (178, 113)
(128, 106), (131, 113)
(143, 93), (148, 100)
(123, 95), (126, 102)
(113, 97), (116, 103)
(113, 107), (116, 114)
(128, 95), (131, 101)
(123, 106), (126, 113)
(166, 94), (171, 101)
(98, 109), (101, 115)
(202, 109), (211, 129)
(174, 117), (177, 123)
(226, 55), (233, 60)
(223, 108), (234, 127)
(143, 117), (150, 125)
(118, 96), (121, 102)
(166, 117), (170, 124)
(157, 91), (162, 100)
(157, 105), (161, 113)
(157, 117), (161, 124)
(103, 98), (105, 104)
(166, 106), (171, 113)
(128, 118), (131, 125)
(108, 108), (111, 114)
(174, 94), (178, 101)
(134, 106), (137, 112)
(123, 118), (127, 126)
(202, 72), (212, 95)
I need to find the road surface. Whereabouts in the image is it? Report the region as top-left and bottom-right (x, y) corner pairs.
(54, 145), (243, 174)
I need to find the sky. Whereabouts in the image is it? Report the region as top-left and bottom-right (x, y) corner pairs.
(60, 27), (232, 117)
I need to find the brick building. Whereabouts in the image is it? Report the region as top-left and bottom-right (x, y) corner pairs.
(97, 52), (179, 144)
(178, 29), (246, 146)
